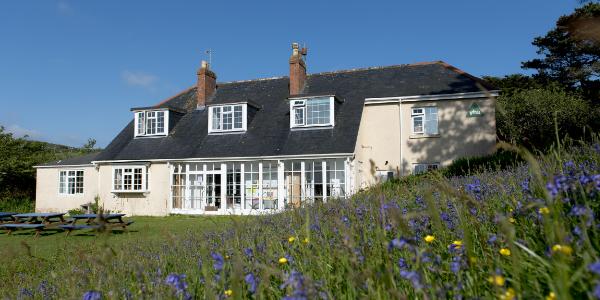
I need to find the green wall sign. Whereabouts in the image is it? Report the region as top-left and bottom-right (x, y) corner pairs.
(467, 103), (483, 117)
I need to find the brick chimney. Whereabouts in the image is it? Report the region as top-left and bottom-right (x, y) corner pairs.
(197, 60), (216, 108)
(289, 42), (307, 95)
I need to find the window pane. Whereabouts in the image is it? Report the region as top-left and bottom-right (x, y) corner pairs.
(233, 106), (243, 129)
(212, 107), (221, 130)
(294, 108), (304, 125)
(413, 116), (423, 133)
(306, 98), (330, 125)
(156, 111), (165, 134)
(137, 112), (145, 135)
(59, 171), (66, 194)
(114, 169), (122, 190)
(262, 162), (278, 209)
(424, 107), (438, 135)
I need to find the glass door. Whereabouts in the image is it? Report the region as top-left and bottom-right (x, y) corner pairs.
(206, 173), (222, 210)
(188, 174), (204, 210)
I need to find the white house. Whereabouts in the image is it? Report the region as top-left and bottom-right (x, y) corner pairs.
(35, 43), (497, 216)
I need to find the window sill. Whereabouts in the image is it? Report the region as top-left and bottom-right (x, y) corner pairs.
(208, 130), (246, 135)
(290, 125), (334, 131)
(409, 134), (440, 139)
(111, 190), (149, 194)
(134, 134), (167, 139)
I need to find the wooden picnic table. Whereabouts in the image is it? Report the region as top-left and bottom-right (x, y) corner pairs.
(0, 212), (16, 223)
(1, 212), (67, 237)
(60, 213), (133, 236)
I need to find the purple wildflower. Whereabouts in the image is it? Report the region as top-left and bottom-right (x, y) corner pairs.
(245, 273), (258, 294)
(211, 252), (224, 271)
(82, 291), (102, 300)
(244, 247), (254, 259)
(589, 261), (600, 276)
(388, 238), (409, 251)
(18, 288), (34, 299)
(400, 270), (423, 290)
(281, 270), (307, 299)
(594, 283), (600, 299)
(165, 273), (190, 300)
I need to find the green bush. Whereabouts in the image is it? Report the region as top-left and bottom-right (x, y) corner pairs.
(442, 149), (523, 177)
(496, 87), (592, 150)
(0, 196), (34, 213)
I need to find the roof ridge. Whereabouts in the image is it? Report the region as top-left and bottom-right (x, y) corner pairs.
(307, 61), (441, 76)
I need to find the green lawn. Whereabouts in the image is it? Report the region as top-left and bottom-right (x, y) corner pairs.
(0, 215), (234, 260)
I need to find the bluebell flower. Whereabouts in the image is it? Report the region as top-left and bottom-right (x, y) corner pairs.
(281, 270), (307, 299)
(487, 234), (497, 245)
(245, 273), (258, 294)
(398, 258), (409, 269)
(388, 238), (409, 251)
(165, 274), (191, 300)
(589, 261), (600, 276)
(211, 252), (224, 271)
(18, 288), (34, 299)
(570, 205), (589, 217)
(594, 283), (600, 299)
(384, 223), (393, 231)
(82, 291), (102, 300)
(244, 247), (254, 259)
(341, 216), (350, 225)
(400, 270), (423, 290)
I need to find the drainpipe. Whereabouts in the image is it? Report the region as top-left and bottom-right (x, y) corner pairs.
(398, 98), (403, 177)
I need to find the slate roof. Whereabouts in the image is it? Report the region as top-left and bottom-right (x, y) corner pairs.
(39, 152), (100, 167)
(42, 61), (496, 166)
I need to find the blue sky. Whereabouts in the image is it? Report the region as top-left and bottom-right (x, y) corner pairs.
(0, 1), (580, 147)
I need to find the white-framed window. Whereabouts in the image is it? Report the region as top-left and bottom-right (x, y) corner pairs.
(208, 104), (247, 133)
(112, 166), (148, 192)
(413, 163), (439, 175)
(134, 110), (169, 137)
(59, 170), (84, 195)
(411, 107), (438, 135)
(290, 96), (335, 128)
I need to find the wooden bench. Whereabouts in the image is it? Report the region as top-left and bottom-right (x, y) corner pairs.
(59, 224), (101, 236)
(0, 224), (46, 237)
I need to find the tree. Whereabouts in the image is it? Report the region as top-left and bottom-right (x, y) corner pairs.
(496, 87), (592, 149)
(522, 3), (600, 102)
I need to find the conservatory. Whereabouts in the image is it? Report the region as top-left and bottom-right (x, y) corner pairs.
(168, 158), (350, 215)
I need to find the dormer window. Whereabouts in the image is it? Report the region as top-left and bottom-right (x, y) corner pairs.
(290, 96), (335, 128)
(208, 104), (247, 133)
(134, 109), (169, 137)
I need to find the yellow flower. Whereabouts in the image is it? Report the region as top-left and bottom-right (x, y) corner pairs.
(288, 236), (296, 243)
(499, 248), (511, 256)
(303, 237), (309, 244)
(452, 240), (463, 248)
(546, 292), (556, 300)
(509, 217), (516, 223)
(224, 289), (233, 297)
(487, 275), (505, 286)
(539, 207), (550, 214)
(551, 244), (573, 255)
(469, 256), (478, 263)
(424, 235), (435, 243)
(278, 257), (288, 264)
(225, 255), (230, 260)
(500, 288), (516, 300)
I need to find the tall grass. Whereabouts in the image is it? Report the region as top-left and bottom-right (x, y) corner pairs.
(3, 142), (600, 299)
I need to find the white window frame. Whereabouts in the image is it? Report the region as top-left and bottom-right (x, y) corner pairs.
(413, 163), (440, 175)
(134, 110), (169, 137)
(411, 106), (438, 135)
(112, 166), (149, 193)
(208, 104), (247, 133)
(58, 169), (84, 195)
(290, 96), (335, 128)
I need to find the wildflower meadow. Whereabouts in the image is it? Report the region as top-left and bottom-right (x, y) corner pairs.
(3, 141), (600, 299)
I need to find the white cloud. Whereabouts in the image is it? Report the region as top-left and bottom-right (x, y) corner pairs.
(121, 70), (159, 89)
(57, 0), (74, 15)
(4, 124), (42, 140)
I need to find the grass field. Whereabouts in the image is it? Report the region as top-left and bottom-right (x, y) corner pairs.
(2, 142), (600, 299)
